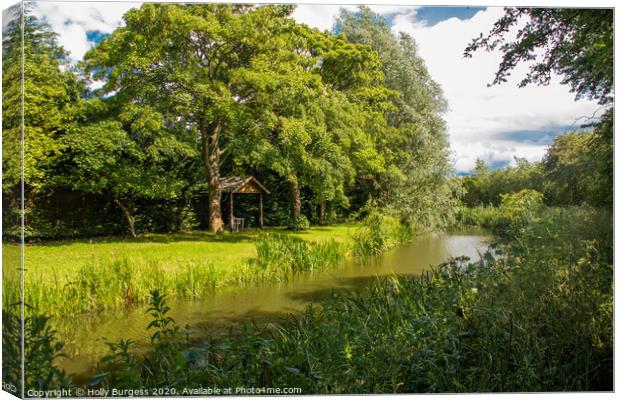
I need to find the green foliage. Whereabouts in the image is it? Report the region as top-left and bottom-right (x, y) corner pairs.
(465, 8), (613, 105)
(286, 215), (310, 231)
(2, 309), (71, 395)
(146, 290), (179, 343)
(15, 226), (354, 317)
(229, 18), (390, 218)
(85, 205), (611, 392)
(462, 129), (612, 210)
(94, 290), (191, 388)
(463, 8), (613, 211)
(542, 129), (612, 207)
(4, 3), (462, 237)
(461, 158), (544, 207)
(2, 4), (80, 190)
(335, 7), (457, 229)
(456, 206), (506, 233)
(352, 211), (411, 256)
(252, 234), (344, 279)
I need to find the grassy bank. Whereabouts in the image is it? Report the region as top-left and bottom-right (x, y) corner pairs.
(4, 199), (612, 392)
(78, 195), (611, 392)
(2, 225), (357, 317)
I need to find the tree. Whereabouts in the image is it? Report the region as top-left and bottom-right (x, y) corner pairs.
(230, 22), (389, 225)
(83, 4), (295, 232)
(464, 8), (613, 105)
(465, 7), (613, 208)
(541, 130), (609, 207)
(461, 158), (544, 207)
(52, 102), (196, 237)
(2, 4), (82, 234)
(334, 7), (456, 228)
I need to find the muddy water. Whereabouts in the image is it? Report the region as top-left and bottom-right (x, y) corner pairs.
(55, 229), (490, 378)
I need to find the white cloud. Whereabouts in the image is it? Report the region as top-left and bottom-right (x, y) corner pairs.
(33, 1), (137, 62)
(389, 7), (601, 172)
(291, 5), (418, 32)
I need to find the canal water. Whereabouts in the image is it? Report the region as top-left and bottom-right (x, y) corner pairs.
(54, 229), (490, 378)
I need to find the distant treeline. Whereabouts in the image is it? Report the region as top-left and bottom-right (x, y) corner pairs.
(460, 114), (612, 209)
(2, 4), (456, 239)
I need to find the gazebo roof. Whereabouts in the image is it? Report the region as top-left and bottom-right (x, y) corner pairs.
(220, 176), (270, 194)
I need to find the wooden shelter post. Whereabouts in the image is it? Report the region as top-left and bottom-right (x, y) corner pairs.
(259, 193), (264, 229)
(229, 193), (234, 232)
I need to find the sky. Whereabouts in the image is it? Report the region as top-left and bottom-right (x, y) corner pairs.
(16, 0), (605, 174)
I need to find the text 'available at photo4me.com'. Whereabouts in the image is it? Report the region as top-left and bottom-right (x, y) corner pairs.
(24, 386), (303, 397)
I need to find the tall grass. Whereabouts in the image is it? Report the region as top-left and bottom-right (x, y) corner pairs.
(82, 202), (612, 393)
(352, 211), (412, 257)
(15, 232), (349, 317)
(22, 257), (217, 316)
(250, 234), (345, 281)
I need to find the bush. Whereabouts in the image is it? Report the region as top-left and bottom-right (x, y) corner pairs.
(2, 308), (71, 394)
(352, 211), (412, 257)
(286, 215), (310, 231)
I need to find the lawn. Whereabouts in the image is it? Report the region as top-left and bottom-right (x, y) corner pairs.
(2, 224), (358, 316)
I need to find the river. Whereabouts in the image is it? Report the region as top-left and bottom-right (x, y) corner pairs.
(54, 228), (490, 379)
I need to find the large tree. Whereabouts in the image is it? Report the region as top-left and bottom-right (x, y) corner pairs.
(51, 101), (196, 237)
(334, 7), (456, 228)
(2, 4), (82, 232)
(230, 23), (390, 223)
(83, 4), (296, 232)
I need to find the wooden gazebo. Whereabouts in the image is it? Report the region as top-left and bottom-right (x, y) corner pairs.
(221, 176), (270, 231)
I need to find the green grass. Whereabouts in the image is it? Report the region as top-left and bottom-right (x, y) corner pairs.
(2, 225), (357, 317)
(87, 205), (612, 393)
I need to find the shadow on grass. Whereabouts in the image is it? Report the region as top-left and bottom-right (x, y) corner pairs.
(23, 225), (351, 247)
(25, 229), (269, 247)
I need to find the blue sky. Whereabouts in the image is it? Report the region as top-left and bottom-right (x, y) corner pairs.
(411, 6), (486, 26)
(26, 1), (603, 174)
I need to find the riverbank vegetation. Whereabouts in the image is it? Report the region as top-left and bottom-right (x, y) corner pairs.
(8, 189), (611, 393)
(3, 225), (358, 317)
(2, 3), (613, 395)
(88, 191), (611, 392)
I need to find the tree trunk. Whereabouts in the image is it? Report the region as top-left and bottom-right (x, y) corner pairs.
(319, 200), (326, 225)
(114, 198), (136, 238)
(290, 180), (301, 219)
(201, 119), (224, 233)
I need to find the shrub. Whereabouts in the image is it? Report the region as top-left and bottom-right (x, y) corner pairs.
(287, 215), (310, 231)
(2, 308), (71, 394)
(352, 211), (411, 257)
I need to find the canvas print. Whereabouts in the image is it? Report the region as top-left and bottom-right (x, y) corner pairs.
(1, 1), (614, 397)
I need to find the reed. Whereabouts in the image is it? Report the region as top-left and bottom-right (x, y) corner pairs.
(250, 234), (345, 281)
(84, 205), (612, 393)
(12, 228), (351, 317)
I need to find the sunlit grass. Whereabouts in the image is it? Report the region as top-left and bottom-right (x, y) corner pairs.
(2, 225), (358, 317)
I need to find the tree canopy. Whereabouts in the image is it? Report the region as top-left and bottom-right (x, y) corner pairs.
(334, 7), (456, 228)
(464, 8), (613, 106)
(8, 4), (608, 239)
